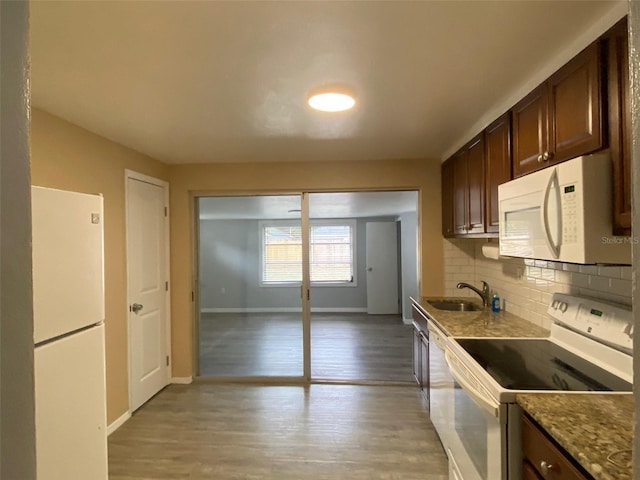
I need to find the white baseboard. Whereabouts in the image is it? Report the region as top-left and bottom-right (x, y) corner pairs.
(312, 307), (368, 313)
(171, 376), (193, 384)
(402, 317), (413, 325)
(201, 307), (300, 313)
(107, 411), (131, 436)
(201, 307), (368, 314)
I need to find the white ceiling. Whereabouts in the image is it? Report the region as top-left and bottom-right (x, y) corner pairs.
(30, 1), (624, 165)
(199, 191), (418, 220)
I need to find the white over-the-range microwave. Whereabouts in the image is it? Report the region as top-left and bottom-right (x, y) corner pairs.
(498, 152), (631, 265)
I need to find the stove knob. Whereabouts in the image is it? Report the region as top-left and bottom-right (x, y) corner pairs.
(552, 300), (559, 309)
(559, 302), (568, 313)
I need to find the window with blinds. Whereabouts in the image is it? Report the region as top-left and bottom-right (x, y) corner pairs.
(261, 221), (356, 285)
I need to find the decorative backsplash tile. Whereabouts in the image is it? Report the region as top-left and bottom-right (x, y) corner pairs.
(443, 239), (632, 330)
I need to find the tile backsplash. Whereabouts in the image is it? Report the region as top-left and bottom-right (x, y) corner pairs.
(443, 239), (632, 330)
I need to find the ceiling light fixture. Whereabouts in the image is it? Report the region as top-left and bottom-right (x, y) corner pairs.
(307, 90), (356, 112)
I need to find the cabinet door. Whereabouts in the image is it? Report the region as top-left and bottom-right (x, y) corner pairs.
(512, 85), (548, 178)
(548, 42), (603, 163)
(466, 134), (485, 234)
(453, 150), (468, 235)
(484, 113), (511, 233)
(441, 158), (455, 237)
(607, 19), (631, 235)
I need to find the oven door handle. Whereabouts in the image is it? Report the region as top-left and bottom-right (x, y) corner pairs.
(445, 350), (500, 418)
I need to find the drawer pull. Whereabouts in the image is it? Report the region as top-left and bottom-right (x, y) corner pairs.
(540, 460), (554, 474)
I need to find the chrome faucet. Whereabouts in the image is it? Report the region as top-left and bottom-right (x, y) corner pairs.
(457, 280), (490, 308)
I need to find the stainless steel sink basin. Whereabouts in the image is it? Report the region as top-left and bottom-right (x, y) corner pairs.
(427, 300), (483, 312)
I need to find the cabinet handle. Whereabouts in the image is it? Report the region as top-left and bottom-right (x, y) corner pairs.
(540, 460), (553, 475)
(542, 151), (554, 162)
(537, 154), (544, 163)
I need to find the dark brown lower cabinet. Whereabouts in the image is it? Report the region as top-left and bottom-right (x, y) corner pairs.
(522, 413), (593, 480)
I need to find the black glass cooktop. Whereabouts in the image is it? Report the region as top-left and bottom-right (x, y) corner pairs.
(456, 338), (631, 392)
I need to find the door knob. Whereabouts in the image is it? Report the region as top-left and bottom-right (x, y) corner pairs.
(131, 303), (144, 314)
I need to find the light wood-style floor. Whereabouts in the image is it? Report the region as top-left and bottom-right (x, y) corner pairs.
(199, 313), (413, 382)
(108, 383), (448, 480)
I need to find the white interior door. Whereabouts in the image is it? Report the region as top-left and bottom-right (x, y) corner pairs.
(366, 221), (399, 314)
(126, 173), (170, 412)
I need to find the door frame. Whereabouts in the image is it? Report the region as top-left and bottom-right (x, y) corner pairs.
(125, 170), (172, 411)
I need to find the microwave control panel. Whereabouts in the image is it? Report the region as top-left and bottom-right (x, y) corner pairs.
(561, 184), (578, 244)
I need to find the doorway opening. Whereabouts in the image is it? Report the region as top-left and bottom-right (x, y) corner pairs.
(194, 190), (419, 383)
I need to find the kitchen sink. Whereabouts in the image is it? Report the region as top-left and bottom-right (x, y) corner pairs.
(427, 299), (483, 312)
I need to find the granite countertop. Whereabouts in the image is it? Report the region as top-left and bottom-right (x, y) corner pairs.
(517, 394), (633, 480)
(412, 296), (549, 338)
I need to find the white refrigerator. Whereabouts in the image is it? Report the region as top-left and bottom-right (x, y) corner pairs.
(32, 186), (108, 480)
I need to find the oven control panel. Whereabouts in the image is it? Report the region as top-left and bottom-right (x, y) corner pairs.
(548, 293), (632, 353)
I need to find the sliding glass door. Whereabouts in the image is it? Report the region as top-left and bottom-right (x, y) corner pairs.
(308, 192), (418, 382)
(196, 194), (308, 379)
(195, 190), (418, 383)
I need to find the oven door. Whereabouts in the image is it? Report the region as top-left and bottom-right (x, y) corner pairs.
(445, 347), (507, 480)
(427, 321), (454, 451)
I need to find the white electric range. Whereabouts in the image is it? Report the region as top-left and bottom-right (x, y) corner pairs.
(441, 293), (633, 480)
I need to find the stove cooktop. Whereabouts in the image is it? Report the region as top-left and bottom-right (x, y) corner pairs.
(455, 338), (632, 392)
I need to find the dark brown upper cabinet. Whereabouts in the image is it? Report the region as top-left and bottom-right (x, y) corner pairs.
(484, 113), (512, 233)
(466, 135), (485, 234)
(445, 134), (485, 237)
(452, 149), (468, 235)
(512, 85), (547, 177)
(604, 18), (631, 236)
(442, 17), (630, 239)
(441, 158), (455, 237)
(512, 42), (603, 178)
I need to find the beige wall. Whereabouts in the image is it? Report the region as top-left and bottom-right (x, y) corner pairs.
(168, 159), (444, 377)
(30, 109), (170, 423)
(29, 109), (444, 418)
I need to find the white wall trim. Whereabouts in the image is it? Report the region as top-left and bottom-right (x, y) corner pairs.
(171, 376), (193, 385)
(107, 411), (131, 436)
(402, 316), (413, 325)
(200, 307), (368, 314)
